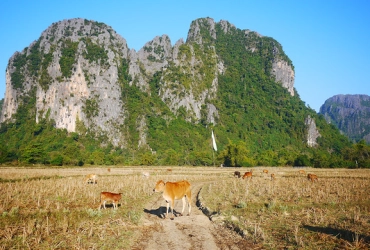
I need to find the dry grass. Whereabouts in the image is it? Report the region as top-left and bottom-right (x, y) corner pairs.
(0, 166), (223, 249)
(0, 166), (369, 249)
(0, 167), (150, 249)
(200, 167), (370, 249)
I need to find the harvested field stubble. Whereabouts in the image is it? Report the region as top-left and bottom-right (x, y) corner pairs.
(200, 168), (370, 249)
(0, 167), (369, 249)
(0, 168), (154, 249)
(0, 166), (221, 249)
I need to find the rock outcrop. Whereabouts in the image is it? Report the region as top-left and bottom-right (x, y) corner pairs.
(305, 115), (321, 147)
(319, 94), (370, 143)
(272, 59), (295, 96)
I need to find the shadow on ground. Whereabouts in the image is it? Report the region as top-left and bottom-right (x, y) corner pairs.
(144, 206), (182, 219)
(98, 203), (121, 209)
(303, 225), (370, 244)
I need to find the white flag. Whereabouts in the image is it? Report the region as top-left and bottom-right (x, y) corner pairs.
(212, 130), (217, 151)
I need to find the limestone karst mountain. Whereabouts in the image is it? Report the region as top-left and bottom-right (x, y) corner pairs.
(320, 94), (370, 143)
(0, 17), (351, 166)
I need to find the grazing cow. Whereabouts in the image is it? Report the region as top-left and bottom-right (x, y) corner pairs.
(307, 173), (318, 182)
(271, 173), (275, 181)
(85, 174), (97, 184)
(263, 169), (269, 174)
(299, 169), (306, 175)
(153, 180), (192, 219)
(99, 192), (122, 209)
(242, 171), (253, 180)
(234, 171), (241, 178)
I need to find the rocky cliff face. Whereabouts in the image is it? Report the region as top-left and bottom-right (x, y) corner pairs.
(305, 115), (321, 147)
(1, 17), (302, 147)
(2, 19), (129, 146)
(272, 60), (295, 96)
(319, 94), (370, 143)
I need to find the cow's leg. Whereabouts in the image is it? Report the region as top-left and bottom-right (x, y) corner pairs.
(180, 196), (186, 216)
(166, 200), (170, 218)
(170, 200), (175, 219)
(187, 196), (192, 215)
(103, 201), (106, 209)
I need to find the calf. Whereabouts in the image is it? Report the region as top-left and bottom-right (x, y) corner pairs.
(242, 171), (253, 180)
(99, 192), (122, 209)
(271, 173), (275, 181)
(153, 180), (192, 219)
(299, 169), (306, 175)
(307, 173), (318, 182)
(234, 171), (241, 178)
(85, 174), (97, 184)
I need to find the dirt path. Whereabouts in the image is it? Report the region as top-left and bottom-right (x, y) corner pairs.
(132, 182), (261, 250)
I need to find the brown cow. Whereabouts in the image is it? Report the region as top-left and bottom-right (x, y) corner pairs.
(85, 174), (97, 184)
(263, 169), (269, 174)
(299, 169), (306, 175)
(307, 173), (318, 182)
(99, 192), (122, 209)
(270, 173), (275, 181)
(242, 171), (253, 180)
(234, 171), (241, 178)
(153, 180), (192, 219)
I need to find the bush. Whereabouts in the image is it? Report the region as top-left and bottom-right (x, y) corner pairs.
(294, 155), (311, 167)
(51, 155), (63, 166)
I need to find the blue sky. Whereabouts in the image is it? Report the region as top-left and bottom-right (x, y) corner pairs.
(0, 0), (369, 112)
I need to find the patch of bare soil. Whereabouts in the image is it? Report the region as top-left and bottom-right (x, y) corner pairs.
(132, 182), (262, 250)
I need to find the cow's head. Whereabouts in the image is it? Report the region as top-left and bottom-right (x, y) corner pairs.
(153, 180), (165, 192)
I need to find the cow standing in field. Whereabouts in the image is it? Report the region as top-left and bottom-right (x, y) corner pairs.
(153, 180), (192, 220)
(271, 173), (275, 181)
(99, 192), (122, 209)
(299, 169), (306, 175)
(263, 169), (269, 175)
(307, 173), (318, 182)
(234, 171), (241, 178)
(242, 171), (253, 180)
(85, 174), (97, 184)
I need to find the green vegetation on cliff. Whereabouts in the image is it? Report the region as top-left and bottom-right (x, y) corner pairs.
(59, 39), (79, 78)
(1, 18), (368, 168)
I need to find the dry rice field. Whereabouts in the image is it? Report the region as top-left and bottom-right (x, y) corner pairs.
(0, 166), (369, 249)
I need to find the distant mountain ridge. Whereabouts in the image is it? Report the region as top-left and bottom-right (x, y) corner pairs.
(319, 94), (370, 143)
